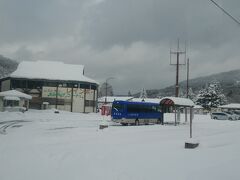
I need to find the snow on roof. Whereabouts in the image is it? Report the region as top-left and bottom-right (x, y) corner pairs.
(130, 98), (162, 103)
(3, 96), (20, 101)
(219, 103), (240, 109)
(10, 61), (98, 84)
(98, 96), (134, 103)
(160, 97), (194, 107)
(0, 90), (32, 100)
(193, 105), (203, 109)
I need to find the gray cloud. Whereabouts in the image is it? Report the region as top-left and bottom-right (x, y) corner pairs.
(0, 0), (240, 95)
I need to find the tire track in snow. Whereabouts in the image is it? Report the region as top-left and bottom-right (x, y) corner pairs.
(0, 120), (30, 135)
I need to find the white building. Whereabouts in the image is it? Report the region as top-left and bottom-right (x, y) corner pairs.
(0, 61), (98, 113)
(0, 90), (32, 112)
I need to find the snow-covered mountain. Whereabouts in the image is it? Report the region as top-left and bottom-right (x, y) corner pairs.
(145, 69), (240, 103)
(0, 55), (18, 78)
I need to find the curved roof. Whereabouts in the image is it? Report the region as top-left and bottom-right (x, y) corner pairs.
(0, 90), (32, 100)
(160, 97), (194, 107)
(10, 61), (98, 84)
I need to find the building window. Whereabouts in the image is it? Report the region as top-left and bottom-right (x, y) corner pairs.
(85, 100), (96, 107)
(27, 80), (43, 89)
(11, 80), (26, 89)
(4, 100), (19, 107)
(80, 84), (90, 89)
(43, 82), (57, 87)
(91, 84), (97, 90)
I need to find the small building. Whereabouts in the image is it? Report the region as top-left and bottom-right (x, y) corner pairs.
(0, 61), (98, 113)
(0, 90), (32, 112)
(219, 103), (240, 111)
(193, 105), (204, 114)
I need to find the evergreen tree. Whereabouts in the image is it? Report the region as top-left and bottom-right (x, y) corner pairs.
(128, 90), (132, 97)
(196, 80), (227, 110)
(188, 88), (197, 102)
(178, 87), (185, 98)
(181, 87), (196, 102)
(140, 88), (147, 99)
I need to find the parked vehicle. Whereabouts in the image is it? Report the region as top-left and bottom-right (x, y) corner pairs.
(211, 112), (235, 120)
(233, 111), (240, 120)
(111, 100), (162, 125)
(224, 111), (239, 120)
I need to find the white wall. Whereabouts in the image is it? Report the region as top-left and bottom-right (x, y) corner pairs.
(57, 105), (71, 112)
(1, 80), (10, 91)
(0, 98), (3, 112)
(41, 86), (96, 113)
(72, 88), (85, 113)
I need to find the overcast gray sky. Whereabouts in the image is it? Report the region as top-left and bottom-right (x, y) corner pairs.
(0, 0), (240, 95)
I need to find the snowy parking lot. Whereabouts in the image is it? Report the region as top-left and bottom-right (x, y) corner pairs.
(0, 109), (240, 180)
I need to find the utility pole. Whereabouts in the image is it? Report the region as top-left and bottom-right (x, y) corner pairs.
(105, 77), (114, 103)
(170, 39), (186, 97)
(186, 58), (190, 98)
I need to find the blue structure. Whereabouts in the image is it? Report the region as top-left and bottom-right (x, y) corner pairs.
(111, 100), (162, 125)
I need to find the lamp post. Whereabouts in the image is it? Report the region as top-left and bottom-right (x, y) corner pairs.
(105, 77), (114, 103)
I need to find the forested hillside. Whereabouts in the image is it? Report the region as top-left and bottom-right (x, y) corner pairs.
(0, 55), (18, 78)
(143, 70), (240, 103)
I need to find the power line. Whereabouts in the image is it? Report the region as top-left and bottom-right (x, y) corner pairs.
(209, 0), (240, 26)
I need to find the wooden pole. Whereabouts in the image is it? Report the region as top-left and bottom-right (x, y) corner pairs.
(190, 107), (193, 138)
(187, 58), (189, 98)
(174, 106), (177, 126)
(71, 86), (74, 112)
(55, 83), (58, 109)
(185, 107), (187, 122)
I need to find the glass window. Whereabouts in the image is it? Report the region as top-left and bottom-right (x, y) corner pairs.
(80, 84), (90, 89)
(112, 103), (124, 111)
(91, 84), (97, 90)
(27, 80), (43, 89)
(4, 100), (19, 107)
(43, 82), (57, 87)
(11, 80), (26, 89)
(85, 100), (96, 107)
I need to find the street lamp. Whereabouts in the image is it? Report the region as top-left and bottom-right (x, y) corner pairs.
(105, 77), (114, 103)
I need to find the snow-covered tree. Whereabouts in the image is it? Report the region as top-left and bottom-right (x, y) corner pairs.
(195, 80), (227, 110)
(139, 88), (147, 99)
(180, 87), (197, 102)
(178, 87), (185, 98)
(187, 88), (197, 102)
(128, 90), (132, 96)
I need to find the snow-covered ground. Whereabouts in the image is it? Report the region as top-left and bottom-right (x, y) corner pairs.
(0, 110), (240, 180)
